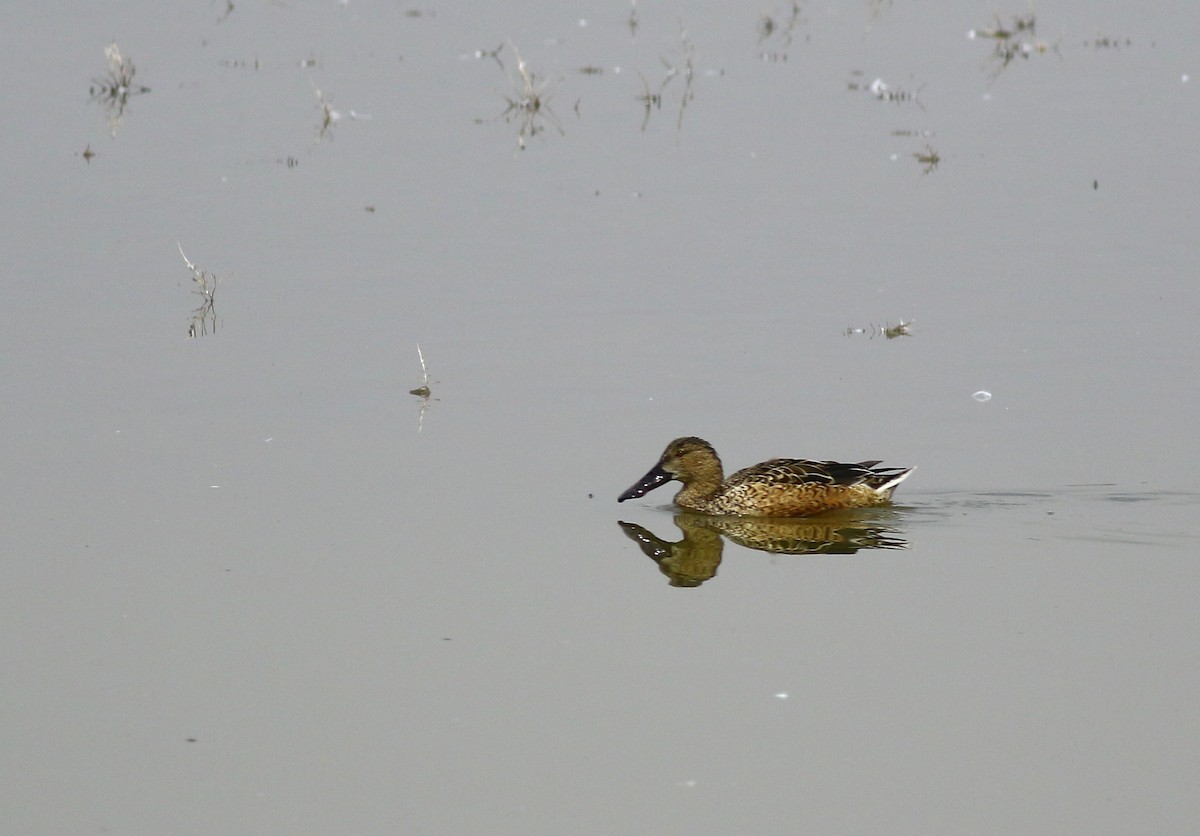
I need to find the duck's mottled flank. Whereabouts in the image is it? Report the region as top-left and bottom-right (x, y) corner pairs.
(618, 436), (913, 517)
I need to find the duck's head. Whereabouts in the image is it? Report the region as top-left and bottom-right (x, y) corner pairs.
(618, 436), (723, 502)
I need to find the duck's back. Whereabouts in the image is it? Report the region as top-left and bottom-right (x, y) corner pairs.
(706, 458), (910, 516)
(728, 458), (884, 487)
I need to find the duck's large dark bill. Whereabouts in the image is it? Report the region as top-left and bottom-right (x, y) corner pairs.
(617, 464), (672, 502)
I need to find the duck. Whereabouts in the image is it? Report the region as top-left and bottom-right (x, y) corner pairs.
(617, 436), (913, 517)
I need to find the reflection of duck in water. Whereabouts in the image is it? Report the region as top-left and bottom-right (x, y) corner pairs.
(619, 515), (908, 587)
(618, 437), (913, 517)
(619, 518), (724, 588)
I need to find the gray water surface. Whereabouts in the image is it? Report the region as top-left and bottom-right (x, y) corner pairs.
(4, 2), (1199, 833)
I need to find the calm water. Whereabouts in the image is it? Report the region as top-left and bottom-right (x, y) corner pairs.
(4, 2), (1199, 833)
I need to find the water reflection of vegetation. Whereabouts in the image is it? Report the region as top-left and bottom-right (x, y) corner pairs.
(892, 130), (941, 175)
(89, 43), (150, 137)
(497, 44), (564, 150)
(968, 12), (1058, 80)
(178, 244), (218, 338)
(847, 71), (925, 109)
(650, 25), (696, 134)
(758, 2), (806, 61)
(912, 143), (940, 174)
(844, 319), (913, 339)
(1083, 36), (1134, 50)
(409, 343), (437, 433)
(312, 80), (338, 142)
(476, 20), (701, 145)
(619, 515), (908, 588)
(630, 25), (698, 133)
(635, 72), (663, 131)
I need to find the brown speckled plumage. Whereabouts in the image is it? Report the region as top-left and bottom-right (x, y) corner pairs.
(617, 437), (913, 517)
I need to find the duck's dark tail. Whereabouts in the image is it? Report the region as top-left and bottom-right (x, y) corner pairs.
(869, 466), (915, 498)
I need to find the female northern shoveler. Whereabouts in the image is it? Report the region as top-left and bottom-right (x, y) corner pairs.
(617, 437), (913, 517)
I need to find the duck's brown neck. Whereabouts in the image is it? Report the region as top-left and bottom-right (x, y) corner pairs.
(673, 457), (725, 509)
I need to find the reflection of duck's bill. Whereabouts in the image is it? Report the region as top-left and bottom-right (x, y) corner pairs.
(618, 463), (672, 502)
